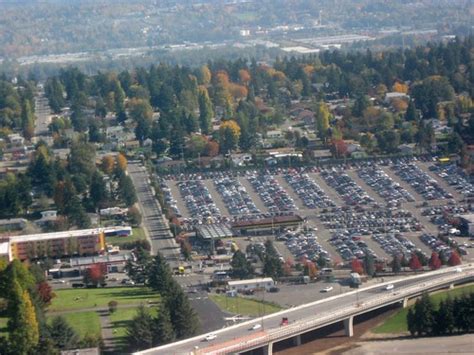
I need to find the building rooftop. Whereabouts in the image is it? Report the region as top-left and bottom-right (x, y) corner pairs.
(196, 224), (234, 240)
(228, 277), (274, 286)
(460, 213), (474, 224)
(9, 228), (104, 244)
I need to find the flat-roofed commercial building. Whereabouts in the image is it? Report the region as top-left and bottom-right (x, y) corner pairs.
(1, 228), (108, 261)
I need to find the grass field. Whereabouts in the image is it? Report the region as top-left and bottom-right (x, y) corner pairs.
(110, 306), (159, 339)
(48, 312), (101, 338)
(50, 287), (160, 312)
(209, 294), (281, 317)
(374, 284), (474, 334)
(105, 227), (147, 247)
(0, 317), (7, 336)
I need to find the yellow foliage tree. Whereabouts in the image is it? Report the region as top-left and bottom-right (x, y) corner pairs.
(116, 153), (128, 171)
(392, 81), (409, 94)
(101, 155), (115, 174)
(238, 69), (251, 86)
(219, 120), (241, 153)
(9, 284), (39, 354)
(200, 65), (212, 85)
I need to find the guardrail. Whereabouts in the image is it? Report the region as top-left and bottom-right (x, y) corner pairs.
(207, 270), (473, 354)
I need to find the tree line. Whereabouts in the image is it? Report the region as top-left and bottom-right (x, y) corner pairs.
(125, 249), (199, 351)
(407, 292), (474, 337)
(0, 260), (101, 355)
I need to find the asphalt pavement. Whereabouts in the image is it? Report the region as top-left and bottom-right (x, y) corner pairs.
(128, 162), (180, 265)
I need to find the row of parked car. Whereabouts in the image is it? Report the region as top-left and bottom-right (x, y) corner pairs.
(329, 231), (378, 261)
(429, 163), (474, 198)
(320, 168), (374, 205)
(420, 234), (453, 259)
(392, 163), (452, 200)
(357, 164), (415, 205)
(161, 181), (181, 217)
(319, 208), (421, 234)
(178, 180), (221, 219)
(372, 233), (417, 259)
(214, 176), (260, 216)
(281, 230), (332, 264)
(284, 168), (335, 209)
(246, 171), (297, 212)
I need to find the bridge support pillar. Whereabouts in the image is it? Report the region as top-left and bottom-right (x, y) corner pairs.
(263, 342), (273, 355)
(449, 283), (454, 289)
(292, 334), (302, 346)
(343, 316), (354, 337)
(402, 297), (408, 308)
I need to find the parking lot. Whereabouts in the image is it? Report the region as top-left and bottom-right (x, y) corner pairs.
(163, 157), (473, 265)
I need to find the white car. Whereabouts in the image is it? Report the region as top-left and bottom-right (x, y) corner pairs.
(322, 286), (334, 293)
(205, 333), (217, 341)
(384, 284), (394, 291)
(250, 324), (262, 331)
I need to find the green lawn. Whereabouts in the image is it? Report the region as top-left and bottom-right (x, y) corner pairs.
(105, 227), (147, 247)
(50, 287), (160, 312)
(209, 294), (281, 317)
(374, 284), (474, 334)
(0, 317), (7, 336)
(109, 306), (158, 339)
(48, 312), (101, 338)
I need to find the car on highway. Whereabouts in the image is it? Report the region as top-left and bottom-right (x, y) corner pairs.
(250, 324), (262, 331)
(384, 284), (394, 291)
(204, 333), (217, 341)
(321, 286), (334, 293)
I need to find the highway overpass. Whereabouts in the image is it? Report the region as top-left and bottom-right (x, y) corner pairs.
(136, 265), (474, 355)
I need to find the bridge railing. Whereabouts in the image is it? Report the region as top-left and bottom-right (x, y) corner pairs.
(207, 271), (473, 355)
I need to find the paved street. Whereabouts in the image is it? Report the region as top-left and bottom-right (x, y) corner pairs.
(34, 89), (53, 136)
(128, 162), (180, 264)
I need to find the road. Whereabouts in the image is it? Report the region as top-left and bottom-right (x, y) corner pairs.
(34, 89), (53, 136)
(137, 266), (473, 354)
(128, 162), (180, 264)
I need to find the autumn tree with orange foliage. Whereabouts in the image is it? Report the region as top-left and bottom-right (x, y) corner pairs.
(238, 69), (251, 86)
(392, 81), (409, 94)
(117, 153), (127, 171)
(101, 155), (115, 174)
(204, 140), (219, 157)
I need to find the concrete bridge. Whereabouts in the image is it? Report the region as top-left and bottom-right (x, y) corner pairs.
(136, 266), (474, 355)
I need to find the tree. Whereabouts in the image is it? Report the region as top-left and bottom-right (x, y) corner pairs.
(116, 153), (128, 172)
(128, 206), (142, 226)
(118, 173), (137, 207)
(315, 101), (330, 141)
(263, 240), (283, 279)
(21, 99), (35, 141)
(198, 87), (213, 135)
(428, 252), (442, 270)
(101, 155), (115, 174)
(405, 100), (418, 121)
(9, 284), (40, 354)
(351, 259), (364, 274)
(391, 255), (402, 273)
(90, 171), (108, 210)
(219, 120), (241, 153)
(152, 307), (175, 346)
(147, 253), (173, 293)
(412, 293), (435, 336)
(204, 140), (219, 157)
(83, 264), (105, 287)
(48, 316), (79, 350)
(68, 142), (96, 180)
(363, 253), (375, 276)
(126, 305), (154, 351)
(125, 247), (151, 285)
(304, 261), (318, 280)
(36, 282), (55, 306)
(407, 307), (416, 336)
(448, 250), (461, 266)
(129, 98), (153, 143)
(409, 253), (422, 271)
(230, 250), (254, 279)
(166, 284), (200, 339)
